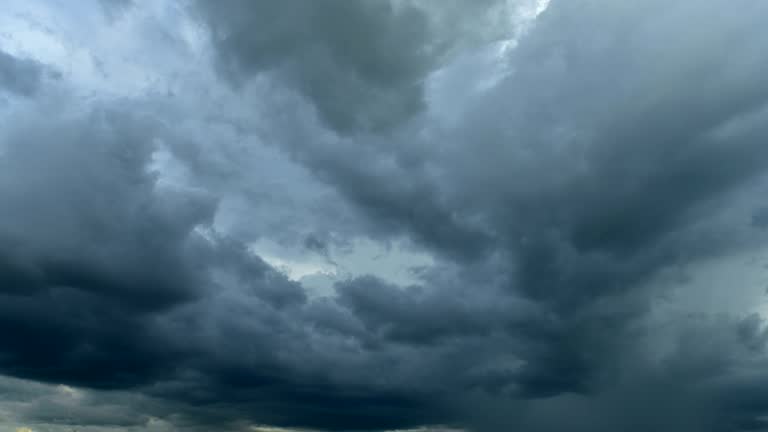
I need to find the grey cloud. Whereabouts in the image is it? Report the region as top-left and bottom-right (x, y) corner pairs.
(98, 0), (134, 19)
(0, 106), (214, 310)
(0, 104), (214, 389)
(752, 207), (768, 229)
(0, 375), (192, 431)
(196, 0), (434, 133)
(195, 0), (517, 134)
(5, 0), (768, 431)
(0, 50), (55, 97)
(191, 0), (768, 429)
(0, 97), (457, 431)
(335, 272), (535, 346)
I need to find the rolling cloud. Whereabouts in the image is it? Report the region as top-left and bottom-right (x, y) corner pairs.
(2, 1), (768, 431)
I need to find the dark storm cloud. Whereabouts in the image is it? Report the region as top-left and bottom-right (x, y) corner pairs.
(0, 104), (215, 389)
(98, 0), (134, 21)
(437, 1), (768, 423)
(193, 0), (768, 430)
(195, 0), (433, 133)
(195, 0), (513, 134)
(335, 272), (537, 346)
(5, 0), (768, 431)
(0, 50), (54, 97)
(191, 0), (521, 259)
(0, 107), (213, 310)
(752, 207), (768, 229)
(0, 97), (455, 430)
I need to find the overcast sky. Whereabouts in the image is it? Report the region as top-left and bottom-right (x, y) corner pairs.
(3, 0), (768, 431)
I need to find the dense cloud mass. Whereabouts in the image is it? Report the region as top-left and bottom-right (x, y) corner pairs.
(3, 0), (768, 431)
(195, 0), (518, 134)
(0, 50), (54, 97)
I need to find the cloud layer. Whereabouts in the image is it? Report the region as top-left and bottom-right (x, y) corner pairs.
(3, 0), (768, 431)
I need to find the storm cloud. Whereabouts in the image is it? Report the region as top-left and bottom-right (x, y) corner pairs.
(2, 0), (768, 431)
(0, 50), (53, 97)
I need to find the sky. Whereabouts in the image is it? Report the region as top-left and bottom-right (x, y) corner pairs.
(2, 0), (768, 431)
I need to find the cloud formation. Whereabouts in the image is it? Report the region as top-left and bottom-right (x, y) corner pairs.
(3, 0), (768, 431)
(0, 50), (53, 97)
